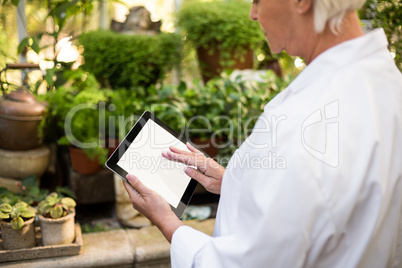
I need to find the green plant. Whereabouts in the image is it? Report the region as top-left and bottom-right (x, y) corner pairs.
(0, 176), (48, 206)
(176, 0), (264, 67)
(1, 0), (98, 91)
(362, 0), (401, 71)
(79, 31), (182, 89)
(0, 188), (21, 206)
(143, 83), (189, 134)
(0, 201), (36, 230)
(106, 88), (145, 141)
(17, 176), (49, 205)
(188, 70), (292, 164)
(43, 86), (110, 163)
(38, 192), (76, 219)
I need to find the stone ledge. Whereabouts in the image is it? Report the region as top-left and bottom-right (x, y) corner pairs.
(1, 219), (215, 267)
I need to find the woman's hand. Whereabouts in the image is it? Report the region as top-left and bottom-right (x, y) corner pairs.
(123, 174), (183, 242)
(162, 142), (225, 195)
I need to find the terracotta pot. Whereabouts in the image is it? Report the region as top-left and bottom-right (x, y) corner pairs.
(0, 87), (47, 150)
(197, 46), (254, 83)
(38, 211), (75, 246)
(68, 146), (101, 175)
(0, 217), (36, 250)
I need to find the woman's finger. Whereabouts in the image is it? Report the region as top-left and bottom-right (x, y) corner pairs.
(126, 174), (150, 195)
(185, 167), (211, 185)
(184, 167), (220, 195)
(165, 151), (208, 172)
(123, 179), (143, 207)
(186, 142), (204, 155)
(169, 146), (192, 155)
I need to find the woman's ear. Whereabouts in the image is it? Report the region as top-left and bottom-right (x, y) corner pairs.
(296, 0), (313, 14)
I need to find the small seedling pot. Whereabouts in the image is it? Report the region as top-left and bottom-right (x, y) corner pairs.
(0, 217), (36, 250)
(38, 211), (75, 246)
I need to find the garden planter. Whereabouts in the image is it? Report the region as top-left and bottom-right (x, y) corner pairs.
(197, 47), (254, 83)
(38, 211), (76, 246)
(0, 146), (50, 179)
(0, 87), (47, 151)
(68, 146), (101, 175)
(0, 217), (36, 250)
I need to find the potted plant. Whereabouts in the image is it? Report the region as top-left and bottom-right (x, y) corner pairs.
(37, 192), (76, 246)
(176, 0), (265, 82)
(43, 86), (109, 175)
(0, 201), (37, 250)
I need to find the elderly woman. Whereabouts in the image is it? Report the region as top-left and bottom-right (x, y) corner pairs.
(123, 0), (402, 267)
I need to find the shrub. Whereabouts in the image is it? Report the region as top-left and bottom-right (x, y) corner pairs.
(79, 31), (182, 89)
(176, 0), (264, 61)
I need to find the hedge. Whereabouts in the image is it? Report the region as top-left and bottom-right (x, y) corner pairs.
(79, 31), (182, 89)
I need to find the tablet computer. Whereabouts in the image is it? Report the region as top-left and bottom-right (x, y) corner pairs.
(105, 111), (199, 218)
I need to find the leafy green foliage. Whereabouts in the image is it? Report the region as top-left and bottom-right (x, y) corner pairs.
(184, 71), (292, 162)
(17, 35), (41, 54)
(38, 192), (76, 219)
(0, 188), (21, 206)
(0, 203), (11, 218)
(18, 176), (49, 205)
(42, 86), (110, 163)
(176, 0), (265, 64)
(79, 31), (182, 89)
(3, 0), (97, 91)
(0, 176), (48, 206)
(363, 0), (402, 71)
(0, 201), (36, 230)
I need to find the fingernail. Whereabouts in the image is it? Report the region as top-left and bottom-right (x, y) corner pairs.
(126, 174), (134, 181)
(184, 167), (191, 174)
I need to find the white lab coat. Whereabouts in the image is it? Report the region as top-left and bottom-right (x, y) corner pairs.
(171, 28), (402, 268)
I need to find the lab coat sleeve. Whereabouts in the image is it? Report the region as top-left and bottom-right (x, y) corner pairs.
(170, 167), (330, 268)
(170, 225), (213, 267)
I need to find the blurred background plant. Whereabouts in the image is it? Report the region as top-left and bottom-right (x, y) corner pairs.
(361, 0), (401, 71)
(0, 0), (100, 93)
(79, 30), (182, 89)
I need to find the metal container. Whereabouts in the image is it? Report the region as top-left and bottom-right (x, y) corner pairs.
(0, 87), (47, 150)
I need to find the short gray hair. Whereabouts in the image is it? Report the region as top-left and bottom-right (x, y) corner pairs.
(313, 0), (367, 33)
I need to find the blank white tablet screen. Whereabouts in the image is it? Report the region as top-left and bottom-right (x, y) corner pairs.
(116, 119), (190, 208)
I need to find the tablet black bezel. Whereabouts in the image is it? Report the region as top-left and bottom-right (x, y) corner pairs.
(105, 111), (199, 218)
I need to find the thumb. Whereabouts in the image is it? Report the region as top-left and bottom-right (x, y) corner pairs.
(126, 174), (149, 194)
